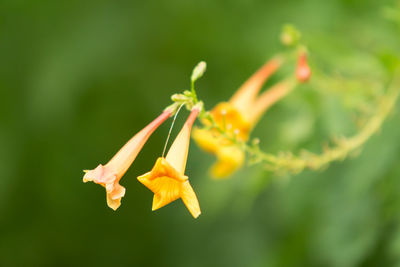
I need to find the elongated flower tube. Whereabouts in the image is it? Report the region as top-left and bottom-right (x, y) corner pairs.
(137, 107), (201, 218)
(83, 110), (171, 210)
(193, 57), (297, 178)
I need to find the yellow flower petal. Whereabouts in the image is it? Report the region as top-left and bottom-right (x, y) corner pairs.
(181, 181), (201, 218)
(210, 102), (251, 140)
(192, 127), (220, 154)
(151, 177), (182, 210)
(138, 157), (200, 218)
(211, 145), (245, 178)
(192, 103), (248, 178)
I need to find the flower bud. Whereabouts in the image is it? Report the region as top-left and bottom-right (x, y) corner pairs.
(191, 61), (207, 83)
(296, 53), (311, 83)
(280, 24), (301, 47)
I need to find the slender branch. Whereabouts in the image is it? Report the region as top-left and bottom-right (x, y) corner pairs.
(256, 74), (400, 173)
(194, 74), (400, 174)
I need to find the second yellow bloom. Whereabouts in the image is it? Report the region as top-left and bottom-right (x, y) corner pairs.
(138, 107), (201, 218)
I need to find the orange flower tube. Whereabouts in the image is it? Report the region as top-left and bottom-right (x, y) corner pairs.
(83, 110), (171, 210)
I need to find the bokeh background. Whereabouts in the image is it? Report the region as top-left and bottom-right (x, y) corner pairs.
(1, 0), (400, 266)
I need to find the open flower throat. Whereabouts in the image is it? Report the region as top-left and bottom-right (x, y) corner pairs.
(209, 102), (251, 141)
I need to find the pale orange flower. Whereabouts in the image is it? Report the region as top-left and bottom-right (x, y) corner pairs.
(137, 107), (201, 218)
(83, 110), (171, 210)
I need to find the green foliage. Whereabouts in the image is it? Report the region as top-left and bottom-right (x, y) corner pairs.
(1, 0), (400, 267)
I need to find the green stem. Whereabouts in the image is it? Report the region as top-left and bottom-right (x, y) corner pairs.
(196, 73), (400, 174)
(191, 80), (198, 104)
(250, 74), (400, 173)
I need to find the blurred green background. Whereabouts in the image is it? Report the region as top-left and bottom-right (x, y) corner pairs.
(1, 0), (400, 266)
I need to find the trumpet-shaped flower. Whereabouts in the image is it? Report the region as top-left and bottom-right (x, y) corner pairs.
(193, 57), (297, 178)
(137, 107), (201, 218)
(83, 110), (171, 210)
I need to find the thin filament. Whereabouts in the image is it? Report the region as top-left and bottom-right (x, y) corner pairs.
(162, 104), (184, 157)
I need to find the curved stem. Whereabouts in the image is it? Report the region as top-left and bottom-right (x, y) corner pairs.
(197, 73), (400, 174)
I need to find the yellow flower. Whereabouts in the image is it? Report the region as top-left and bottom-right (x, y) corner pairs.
(138, 107), (201, 218)
(193, 57), (296, 178)
(83, 110), (171, 210)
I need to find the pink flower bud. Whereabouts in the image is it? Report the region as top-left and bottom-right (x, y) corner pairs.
(296, 53), (311, 83)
